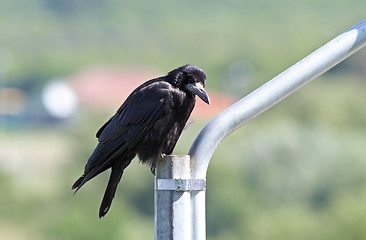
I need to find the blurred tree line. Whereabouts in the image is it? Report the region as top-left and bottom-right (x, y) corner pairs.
(0, 0), (366, 239)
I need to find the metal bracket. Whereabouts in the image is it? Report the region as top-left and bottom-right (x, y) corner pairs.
(155, 178), (206, 192)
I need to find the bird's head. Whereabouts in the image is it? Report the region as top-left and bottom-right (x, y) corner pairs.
(167, 65), (210, 104)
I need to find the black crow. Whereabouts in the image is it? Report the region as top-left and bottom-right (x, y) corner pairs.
(72, 65), (210, 217)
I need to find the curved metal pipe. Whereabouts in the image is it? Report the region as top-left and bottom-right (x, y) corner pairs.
(188, 18), (366, 240)
(189, 18), (366, 179)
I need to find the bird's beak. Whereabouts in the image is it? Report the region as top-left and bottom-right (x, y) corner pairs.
(185, 82), (210, 105)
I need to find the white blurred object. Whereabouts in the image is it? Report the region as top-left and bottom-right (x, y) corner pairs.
(42, 79), (78, 119)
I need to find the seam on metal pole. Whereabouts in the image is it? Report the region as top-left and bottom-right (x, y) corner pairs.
(156, 179), (206, 191)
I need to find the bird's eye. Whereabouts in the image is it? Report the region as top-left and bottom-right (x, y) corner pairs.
(187, 75), (195, 83)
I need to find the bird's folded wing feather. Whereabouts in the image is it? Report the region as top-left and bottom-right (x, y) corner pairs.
(83, 93), (167, 177)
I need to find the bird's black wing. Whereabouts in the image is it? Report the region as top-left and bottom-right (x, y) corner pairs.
(78, 81), (171, 187)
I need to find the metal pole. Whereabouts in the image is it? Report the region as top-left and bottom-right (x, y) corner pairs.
(154, 155), (192, 240)
(155, 155), (207, 240)
(188, 18), (366, 240)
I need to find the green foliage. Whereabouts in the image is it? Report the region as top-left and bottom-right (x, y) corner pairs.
(204, 79), (366, 239)
(2, 0), (366, 86)
(2, 78), (366, 239)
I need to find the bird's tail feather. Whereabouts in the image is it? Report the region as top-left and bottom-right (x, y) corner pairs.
(71, 164), (111, 193)
(71, 175), (85, 193)
(71, 169), (102, 194)
(99, 160), (130, 218)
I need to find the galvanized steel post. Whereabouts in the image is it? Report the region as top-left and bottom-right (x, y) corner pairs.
(154, 155), (192, 240)
(155, 155), (206, 240)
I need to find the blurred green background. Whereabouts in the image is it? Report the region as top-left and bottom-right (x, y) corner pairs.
(1, 0), (366, 239)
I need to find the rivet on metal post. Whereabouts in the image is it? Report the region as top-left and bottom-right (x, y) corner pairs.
(176, 178), (183, 191)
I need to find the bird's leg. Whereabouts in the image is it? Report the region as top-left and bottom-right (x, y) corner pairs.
(150, 153), (166, 175)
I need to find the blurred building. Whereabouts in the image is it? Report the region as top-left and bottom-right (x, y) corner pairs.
(1, 66), (237, 128)
(70, 66), (236, 119)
